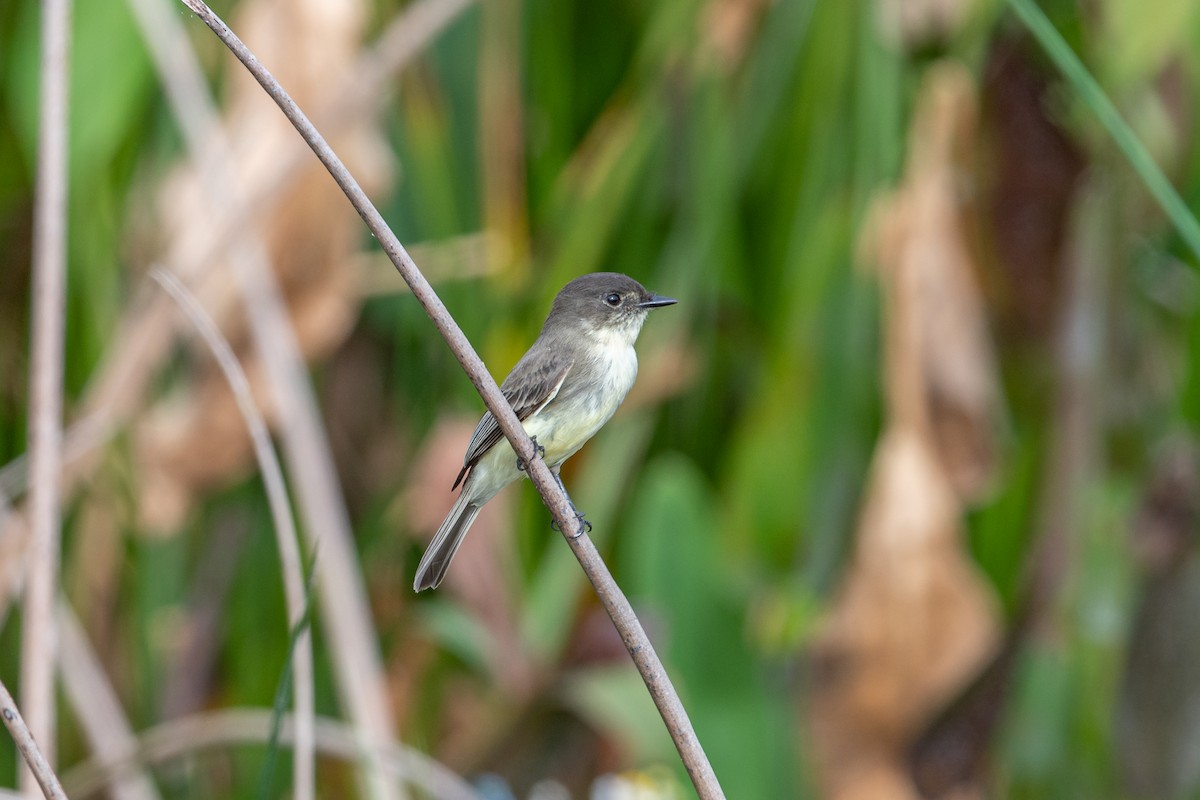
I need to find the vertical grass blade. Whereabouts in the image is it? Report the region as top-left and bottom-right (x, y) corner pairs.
(1007, 0), (1200, 261)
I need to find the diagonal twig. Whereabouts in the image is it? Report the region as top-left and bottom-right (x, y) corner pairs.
(175, 1), (725, 796)
(0, 678), (68, 800)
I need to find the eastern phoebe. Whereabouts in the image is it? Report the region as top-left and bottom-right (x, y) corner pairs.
(413, 272), (677, 591)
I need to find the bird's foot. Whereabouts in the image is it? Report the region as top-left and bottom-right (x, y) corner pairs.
(552, 510), (592, 540)
(517, 437), (547, 473)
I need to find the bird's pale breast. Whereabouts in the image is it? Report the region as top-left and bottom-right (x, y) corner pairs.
(463, 331), (639, 504)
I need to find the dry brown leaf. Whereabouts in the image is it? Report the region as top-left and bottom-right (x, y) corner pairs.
(811, 62), (1002, 800)
(860, 62), (1003, 503)
(811, 431), (999, 799)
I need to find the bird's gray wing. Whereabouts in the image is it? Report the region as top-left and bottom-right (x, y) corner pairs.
(452, 351), (573, 490)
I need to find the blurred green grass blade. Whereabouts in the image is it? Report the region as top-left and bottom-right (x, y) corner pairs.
(733, 0), (817, 181)
(1007, 0), (1200, 262)
(257, 556), (317, 800)
(545, 98), (666, 289)
(1002, 644), (1074, 790)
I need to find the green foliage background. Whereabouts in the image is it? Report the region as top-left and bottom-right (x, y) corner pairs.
(3, 0), (1200, 796)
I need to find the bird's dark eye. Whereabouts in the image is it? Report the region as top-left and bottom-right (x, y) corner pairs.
(605, 292), (621, 306)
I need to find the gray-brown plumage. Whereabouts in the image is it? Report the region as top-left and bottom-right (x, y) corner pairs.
(414, 273), (676, 591)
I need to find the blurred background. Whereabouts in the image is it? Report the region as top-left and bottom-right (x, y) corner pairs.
(3, 0), (1200, 796)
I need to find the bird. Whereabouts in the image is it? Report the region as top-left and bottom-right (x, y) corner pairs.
(413, 272), (677, 591)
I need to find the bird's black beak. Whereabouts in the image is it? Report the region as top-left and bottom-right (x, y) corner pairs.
(638, 293), (678, 309)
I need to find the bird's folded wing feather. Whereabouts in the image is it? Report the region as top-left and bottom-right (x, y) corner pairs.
(452, 353), (573, 489)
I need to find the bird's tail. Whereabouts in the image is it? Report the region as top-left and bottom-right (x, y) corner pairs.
(413, 491), (482, 591)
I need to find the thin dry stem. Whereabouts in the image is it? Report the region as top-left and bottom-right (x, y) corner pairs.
(0, 678), (68, 800)
(59, 708), (483, 800)
(22, 0), (72, 788)
(150, 267), (315, 800)
(176, 2), (725, 796)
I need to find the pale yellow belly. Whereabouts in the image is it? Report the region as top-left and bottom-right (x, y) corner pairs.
(463, 346), (636, 504)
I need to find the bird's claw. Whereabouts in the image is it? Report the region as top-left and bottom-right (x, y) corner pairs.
(517, 437), (547, 473)
(552, 511), (592, 539)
